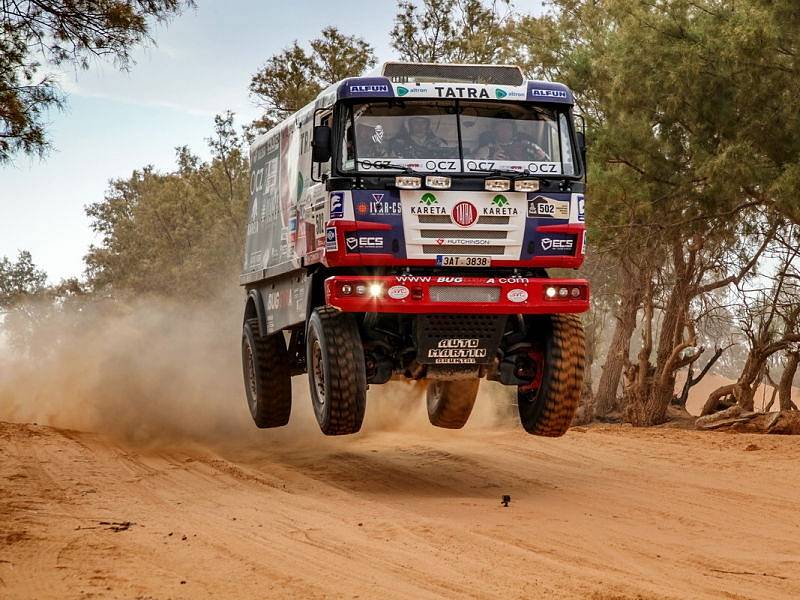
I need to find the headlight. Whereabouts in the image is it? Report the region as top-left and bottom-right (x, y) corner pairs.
(395, 176), (422, 189)
(514, 179), (539, 192)
(425, 175), (451, 189)
(485, 178), (511, 192)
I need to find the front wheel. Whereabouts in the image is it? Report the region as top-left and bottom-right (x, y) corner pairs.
(427, 379), (480, 429)
(306, 307), (367, 435)
(517, 314), (585, 437)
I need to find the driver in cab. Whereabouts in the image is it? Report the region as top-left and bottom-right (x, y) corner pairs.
(476, 114), (550, 162)
(391, 116), (447, 158)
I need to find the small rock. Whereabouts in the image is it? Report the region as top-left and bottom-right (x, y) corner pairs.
(745, 443), (760, 451)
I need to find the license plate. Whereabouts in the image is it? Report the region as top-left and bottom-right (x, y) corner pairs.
(436, 255), (491, 267)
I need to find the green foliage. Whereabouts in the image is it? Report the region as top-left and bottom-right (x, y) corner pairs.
(391, 0), (516, 63)
(248, 27), (376, 134)
(0, 0), (192, 163)
(84, 112), (249, 297)
(0, 251), (47, 311)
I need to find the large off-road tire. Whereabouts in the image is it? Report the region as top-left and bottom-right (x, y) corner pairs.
(426, 379), (480, 429)
(518, 314), (585, 437)
(241, 318), (292, 428)
(306, 307), (367, 435)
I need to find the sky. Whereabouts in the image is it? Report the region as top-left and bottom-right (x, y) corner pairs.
(0, 0), (401, 282)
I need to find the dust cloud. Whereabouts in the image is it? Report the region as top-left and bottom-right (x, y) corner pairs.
(0, 295), (515, 447)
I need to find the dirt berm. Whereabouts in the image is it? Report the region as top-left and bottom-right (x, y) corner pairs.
(2, 418), (799, 599)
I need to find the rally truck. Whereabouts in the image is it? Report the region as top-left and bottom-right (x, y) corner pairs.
(240, 62), (588, 436)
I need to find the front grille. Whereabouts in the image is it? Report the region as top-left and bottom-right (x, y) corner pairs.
(430, 286), (500, 303)
(417, 215), (510, 225)
(477, 215), (510, 225)
(423, 245), (506, 255)
(420, 229), (507, 240)
(418, 214), (452, 224)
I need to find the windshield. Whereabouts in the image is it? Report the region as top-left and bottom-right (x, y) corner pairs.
(342, 100), (575, 176)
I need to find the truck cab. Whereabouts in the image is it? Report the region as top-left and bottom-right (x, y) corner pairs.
(241, 62), (588, 436)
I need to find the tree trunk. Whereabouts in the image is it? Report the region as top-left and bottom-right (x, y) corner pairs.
(779, 352), (800, 411)
(595, 278), (641, 417)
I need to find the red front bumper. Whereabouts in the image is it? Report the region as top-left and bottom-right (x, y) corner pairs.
(324, 276), (590, 314)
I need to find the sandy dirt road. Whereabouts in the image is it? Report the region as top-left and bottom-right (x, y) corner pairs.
(2, 419), (799, 600)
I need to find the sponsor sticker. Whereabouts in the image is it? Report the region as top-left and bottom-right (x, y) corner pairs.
(528, 195), (570, 219)
(435, 238), (491, 246)
(349, 84), (389, 93)
(529, 88), (568, 99)
(576, 194), (585, 222)
(387, 285), (410, 300)
(491, 194), (509, 208)
(507, 289), (529, 303)
(330, 192), (344, 219)
(540, 237), (574, 252)
(325, 226), (338, 251)
(346, 235), (384, 250)
(427, 338), (487, 362)
(368, 193), (401, 215)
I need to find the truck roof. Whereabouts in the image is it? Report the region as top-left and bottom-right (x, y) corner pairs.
(250, 62), (574, 151)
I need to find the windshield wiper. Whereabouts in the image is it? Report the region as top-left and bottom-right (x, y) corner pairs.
(355, 160), (419, 174)
(467, 168), (531, 178)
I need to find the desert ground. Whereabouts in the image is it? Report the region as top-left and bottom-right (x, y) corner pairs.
(2, 388), (800, 600)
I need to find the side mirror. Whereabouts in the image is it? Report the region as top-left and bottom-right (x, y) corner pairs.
(312, 125), (332, 163)
(576, 131), (587, 171)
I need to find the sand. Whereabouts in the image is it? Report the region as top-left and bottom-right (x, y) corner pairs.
(2, 416), (799, 600)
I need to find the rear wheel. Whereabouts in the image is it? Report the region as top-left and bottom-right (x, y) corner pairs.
(241, 318), (292, 428)
(427, 379), (480, 429)
(306, 307), (367, 435)
(517, 314), (585, 437)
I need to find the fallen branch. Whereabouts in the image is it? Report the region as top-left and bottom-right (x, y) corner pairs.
(696, 406), (800, 434)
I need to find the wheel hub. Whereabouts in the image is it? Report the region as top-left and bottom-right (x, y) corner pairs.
(311, 339), (326, 405)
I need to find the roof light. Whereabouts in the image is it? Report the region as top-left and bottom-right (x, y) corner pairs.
(355, 284), (367, 296)
(514, 179), (540, 192)
(485, 178), (511, 192)
(340, 284), (353, 295)
(369, 284), (383, 298)
(395, 176), (422, 189)
(545, 286), (557, 299)
(425, 175), (451, 189)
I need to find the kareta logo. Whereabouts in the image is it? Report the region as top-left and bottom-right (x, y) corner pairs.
(397, 86), (409, 96)
(492, 194), (509, 208)
(495, 89), (508, 99)
(420, 192), (438, 206)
